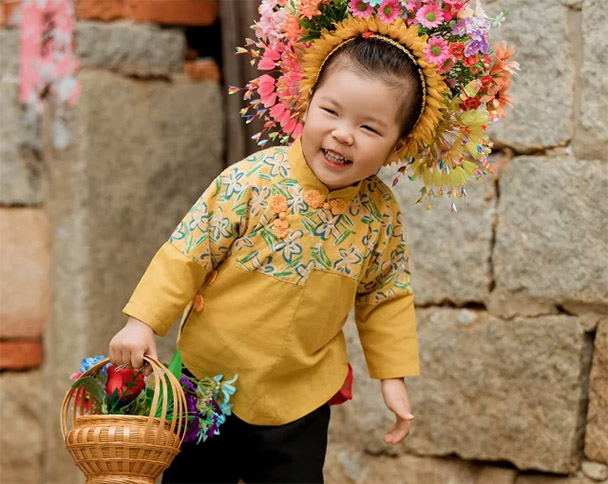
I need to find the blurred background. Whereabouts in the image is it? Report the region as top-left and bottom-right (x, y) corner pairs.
(0, 0), (606, 483)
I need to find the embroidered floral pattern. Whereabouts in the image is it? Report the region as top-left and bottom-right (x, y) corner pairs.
(170, 146), (413, 304)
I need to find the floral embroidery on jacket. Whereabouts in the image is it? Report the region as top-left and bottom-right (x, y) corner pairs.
(169, 146), (413, 304)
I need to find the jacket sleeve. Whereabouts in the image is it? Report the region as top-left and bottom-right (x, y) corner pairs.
(354, 198), (420, 379)
(122, 163), (250, 336)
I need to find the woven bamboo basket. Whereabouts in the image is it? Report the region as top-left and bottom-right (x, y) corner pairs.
(61, 356), (188, 484)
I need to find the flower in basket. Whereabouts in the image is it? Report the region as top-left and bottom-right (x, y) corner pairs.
(106, 365), (146, 400)
(68, 351), (238, 444)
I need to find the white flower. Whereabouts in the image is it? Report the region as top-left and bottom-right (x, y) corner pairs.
(491, 11), (506, 28)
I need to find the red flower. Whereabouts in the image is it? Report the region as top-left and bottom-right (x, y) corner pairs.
(463, 55), (478, 67)
(106, 365), (146, 400)
(449, 43), (465, 60)
(461, 97), (481, 110)
(480, 75), (494, 90)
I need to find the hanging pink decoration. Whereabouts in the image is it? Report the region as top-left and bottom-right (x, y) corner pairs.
(19, 0), (81, 149)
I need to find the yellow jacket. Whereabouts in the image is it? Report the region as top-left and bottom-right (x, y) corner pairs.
(123, 137), (420, 425)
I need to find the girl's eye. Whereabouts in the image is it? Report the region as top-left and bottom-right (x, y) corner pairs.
(322, 108), (337, 115)
(362, 125), (379, 134)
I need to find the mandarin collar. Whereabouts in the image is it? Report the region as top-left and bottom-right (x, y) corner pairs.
(287, 136), (362, 203)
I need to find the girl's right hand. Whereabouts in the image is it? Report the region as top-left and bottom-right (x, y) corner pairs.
(109, 317), (158, 376)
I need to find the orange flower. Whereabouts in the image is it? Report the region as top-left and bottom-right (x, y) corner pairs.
(329, 198), (348, 215)
(270, 194), (288, 213)
(284, 14), (303, 42)
(193, 294), (204, 312)
(304, 189), (324, 208)
(492, 41), (520, 75)
(480, 78), (513, 120)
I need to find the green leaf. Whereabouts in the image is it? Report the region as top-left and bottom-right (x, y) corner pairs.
(167, 350), (183, 381)
(70, 376), (107, 406)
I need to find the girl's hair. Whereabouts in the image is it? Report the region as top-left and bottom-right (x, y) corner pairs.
(312, 36), (424, 139)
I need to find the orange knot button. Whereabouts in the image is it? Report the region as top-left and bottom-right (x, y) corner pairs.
(270, 194), (288, 213)
(193, 294), (205, 312)
(303, 189), (325, 209)
(272, 218), (290, 238)
(206, 270), (218, 286)
(329, 198), (347, 215)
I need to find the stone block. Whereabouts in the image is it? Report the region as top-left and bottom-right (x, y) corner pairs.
(490, 156), (608, 317)
(0, 371), (44, 483)
(379, 166), (495, 306)
(42, 68), (224, 481)
(484, 0), (573, 150)
(0, 208), (50, 338)
(75, 21), (186, 76)
(0, 81), (43, 205)
(580, 0), (608, 145)
(325, 438), (519, 484)
(0, 341), (43, 369)
(338, 308), (593, 474)
(0, 28), (19, 81)
(585, 318), (608, 463)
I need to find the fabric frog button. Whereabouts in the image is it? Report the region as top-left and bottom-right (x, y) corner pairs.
(270, 194), (290, 239)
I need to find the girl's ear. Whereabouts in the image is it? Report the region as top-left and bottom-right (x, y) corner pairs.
(388, 136), (409, 163)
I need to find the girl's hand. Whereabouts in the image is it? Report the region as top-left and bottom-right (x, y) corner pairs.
(109, 317), (158, 376)
(380, 377), (414, 445)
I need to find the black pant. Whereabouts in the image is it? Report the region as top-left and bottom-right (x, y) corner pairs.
(161, 402), (331, 483)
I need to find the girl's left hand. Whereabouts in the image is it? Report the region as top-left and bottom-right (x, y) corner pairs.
(380, 377), (414, 445)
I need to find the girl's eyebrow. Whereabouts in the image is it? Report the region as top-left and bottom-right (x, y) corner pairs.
(319, 96), (388, 128)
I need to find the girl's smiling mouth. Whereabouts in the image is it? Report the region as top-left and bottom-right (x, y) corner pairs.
(322, 149), (352, 167)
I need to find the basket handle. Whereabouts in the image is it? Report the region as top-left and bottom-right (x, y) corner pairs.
(60, 355), (188, 445)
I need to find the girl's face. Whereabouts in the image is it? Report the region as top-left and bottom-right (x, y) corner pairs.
(301, 68), (408, 190)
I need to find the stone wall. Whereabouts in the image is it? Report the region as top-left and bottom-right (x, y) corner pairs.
(0, 0), (606, 483)
(0, 15), (223, 484)
(324, 0), (608, 482)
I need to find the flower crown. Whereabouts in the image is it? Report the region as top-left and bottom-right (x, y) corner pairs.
(230, 0), (519, 211)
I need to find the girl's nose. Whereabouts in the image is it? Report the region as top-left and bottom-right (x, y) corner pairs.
(331, 126), (354, 145)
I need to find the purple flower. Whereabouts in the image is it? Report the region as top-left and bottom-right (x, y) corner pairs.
(465, 39), (488, 56)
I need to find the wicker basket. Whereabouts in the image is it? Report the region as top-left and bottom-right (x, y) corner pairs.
(61, 356), (188, 484)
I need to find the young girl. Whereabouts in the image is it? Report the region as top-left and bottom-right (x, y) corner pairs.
(109, 1), (516, 481)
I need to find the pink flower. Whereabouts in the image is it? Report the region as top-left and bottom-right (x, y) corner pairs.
(402, 0), (421, 12)
(424, 36), (449, 65)
(349, 0), (374, 18)
(258, 74), (277, 108)
(438, 56), (455, 74)
(378, 0), (401, 22)
(416, 2), (443, 28)
(258, 47), (281, 70)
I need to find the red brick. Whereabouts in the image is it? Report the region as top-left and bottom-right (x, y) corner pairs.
(0, 0), (21, 28)
(75, 0), (127, 21)
(0, 208), (50, 339)
(184, 59), (220, 83)
(129, 0), (217, 26)
(0, 341), (43, 369)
